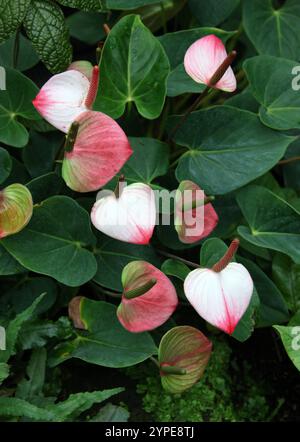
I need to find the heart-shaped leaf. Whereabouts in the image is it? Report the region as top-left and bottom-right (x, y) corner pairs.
(94, 14), (170, 119)
(188, 0), (239, 27)
(172, 106), (294, 195)
(0, 0), (31, 43)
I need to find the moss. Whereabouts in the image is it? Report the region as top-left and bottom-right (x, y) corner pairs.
(127, 338), (270, 422)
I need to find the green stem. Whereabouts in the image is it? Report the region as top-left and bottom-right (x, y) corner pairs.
(156, 249), (200, 269)
(124, 278), (157, 300)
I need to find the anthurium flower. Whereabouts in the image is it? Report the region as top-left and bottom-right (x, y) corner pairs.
(62, 111), (132, 192)
(0, 184), (33, 238)
(32, 65), (99, 133)
(158, 326), (212, 394)
(175, 180), (218, 244)
(91, 182), (156, 244)
(184, 34), (237, 92)
(184, 239), (253, 334)
(117, 261), (178, 333)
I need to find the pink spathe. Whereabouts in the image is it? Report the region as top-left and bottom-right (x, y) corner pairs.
(184, 263), (253, 334)
(91, 183), (156, 244)
(184, 34), (237, 92)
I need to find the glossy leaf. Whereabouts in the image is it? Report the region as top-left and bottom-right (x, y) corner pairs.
(274, 325), (300, 372)
(188, 0), (239, 27)
(49, 298), (157, 368)
(0, 33), (39, 71)
(237, 185), (300, 264)
(272, 254), (300, 313)
(243, 0), (300, 59)
(0, 148), (12, 184)
(172, 106), (294, 195)
(1, 196), (97, 286)
(244, 56), (300, 131)
(94, 14), (170, 119)
(0, 0), (31, 43)
(0, 68), (40, 148)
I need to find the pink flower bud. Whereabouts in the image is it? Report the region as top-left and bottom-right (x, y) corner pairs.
(117, 261), (178, 333)
(91, 182), (156, 244)
(0, 184), (33, 238)
(184, 34), (237, 92)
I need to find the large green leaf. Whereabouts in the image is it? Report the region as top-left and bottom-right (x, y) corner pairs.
(159, 28), (234, 97)
(1, 196), (97, 286)
(0, 32), (39, 71)
(0, 147), (12, 184)
(23, 0), (72, 73)
(93, 232), (160, 291)
(244, 56), (300, 130)
(49, 299), (157, 368)
(0, 244), (25, 275)
(274, 324), (300, 372)
(188, 0), (239, 26)
(26, 172), (63, 204)
(94, 14), (170, 119)
(67, 11), (106, 44)
(237, 185), (300, 264)
(243, 0), (300, 59)
(172, 106), (294, 195)
(0, 68), (40, 147)
(0, 0), (31, 43)
(273, 254), (300, 313)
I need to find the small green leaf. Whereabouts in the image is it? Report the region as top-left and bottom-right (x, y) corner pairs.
(23, 0), (72, 73)
(272, 254), (300, 313)
(188, 0), (239, 27)
(1, 196), (97, 286)
(94, 14), (170, 119)
(0, 68), (40, 148)
(274, 324), (300, 372)
(161, 259), (190, 281)
(16, 348), (47, 400)
(0, 0), (31, 43)
(0, 147), (12, 184)
(49, 299), (157, 368)
(0, 32), (39, 71)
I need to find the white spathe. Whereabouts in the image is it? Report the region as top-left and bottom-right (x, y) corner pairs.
(184, 263), (253, 334)
(32, 70), (90, 133)
(91, 183), (156, 245)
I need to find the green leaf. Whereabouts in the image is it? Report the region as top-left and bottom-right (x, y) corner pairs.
(0, 147), (12, 184)
(237, 185), (300, 264)
(238, 257), (289, 327)
(91, 403), (129, 422)
(49, 299), (157, 368)
(272, 254), (300, 313)
(0, 32), (39, 71)
(67, 11), (106, 44)
(0, 293), (46, 363)
(0, 362), (9, 384)
(0, 244), (25, 275)
(0, 397), (55, 420)
(161, 259), (190, 281)
(273, 324), (300, 372)
(159, 28), (234, 97)
(26, 172), (63, 204)
(1, 196), (97, 286)
(22, 130), (63, 178)
(243, 0), (300, 59)
(0, 68), (40, 147)
(0, 0), (31, 43)
(122, 137), (169, 184)
(23, 0), (72, 73)
(188, 0), (239, 26)
(200, 237), (227, 268)
(244, 55), (300, 130)
(94, 14), (170, 119)
(93, 232), (160, 291)
(282, 139), (300, 192)
(106, 0), (161, 8)
(56, 0), (105, 12)
(172, 106), (294, 195)
(16, 348), (47, 400)
(226, 87), (259, 113)
(46, 388), (124, 421)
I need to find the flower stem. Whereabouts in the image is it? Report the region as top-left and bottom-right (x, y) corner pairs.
(156, 249), (201, 269)
(278, 156), (300, 165)
(124, 278), (157, 300)
(212, 238), (240, 272)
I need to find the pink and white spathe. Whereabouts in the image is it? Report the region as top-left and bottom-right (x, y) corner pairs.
(118, 261), (178, 333)
(184, 34), (236, 92)
(62, 111), (132, 192)
(91, 182), (156, 245)
(32, 66), (99, 133)
(184, 240), (253, 334)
